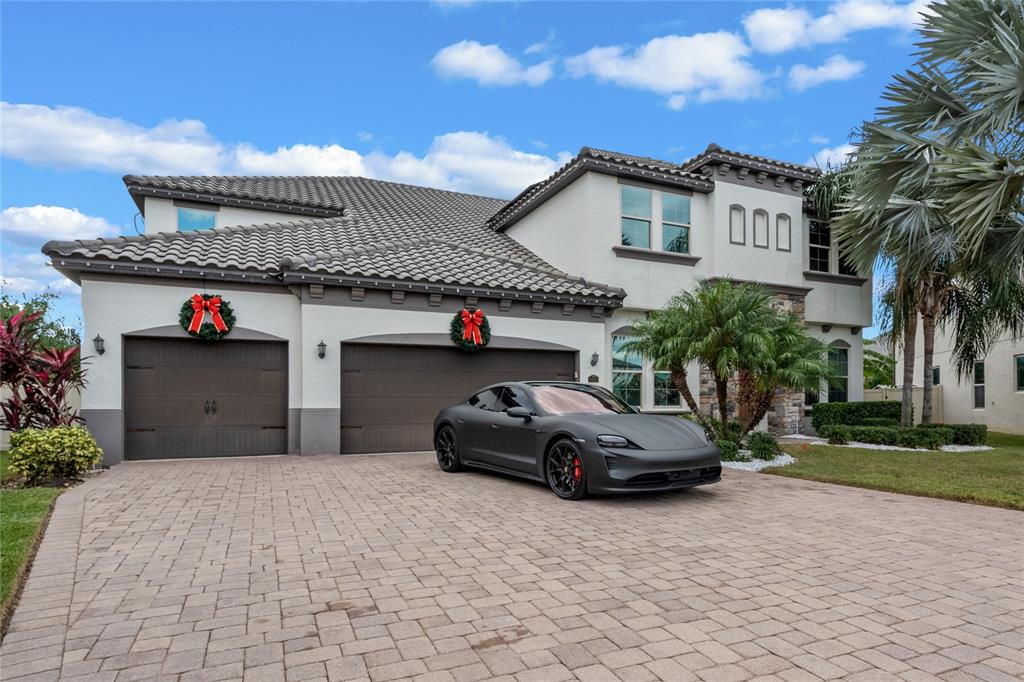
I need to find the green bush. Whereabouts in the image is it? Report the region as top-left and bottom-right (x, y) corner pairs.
(860, 417), (900, 427)
(715, 439), (744, 461)
(9, 426), (103, 483)
(747, 432), (778, 460)
(811, 401), (902, 429)
(920, 423), (988, 445)
(818, 424), (954, 450)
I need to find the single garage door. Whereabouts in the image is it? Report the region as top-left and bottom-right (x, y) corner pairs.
(340, 344), (576, 453)
(124, 338), (288, 460)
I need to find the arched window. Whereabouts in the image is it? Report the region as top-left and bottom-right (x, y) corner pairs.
(729, 205), (745, 245)
(776, 213), (791, 251)
(611, 333), (642, 408)
(753, 209), (769, 248)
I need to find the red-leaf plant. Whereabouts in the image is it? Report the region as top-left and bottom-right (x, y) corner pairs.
(1, 309), (85, 430)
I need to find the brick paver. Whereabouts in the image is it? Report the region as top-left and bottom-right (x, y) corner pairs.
(1, 454), (1021, 681)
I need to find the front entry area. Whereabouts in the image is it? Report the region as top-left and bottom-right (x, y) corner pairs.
(340, 343), (576, 453)
(124, 337), (288, 460)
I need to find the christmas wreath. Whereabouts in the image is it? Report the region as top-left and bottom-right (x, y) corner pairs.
(450, 308), (490, 351)
(179, 293), (236, 341)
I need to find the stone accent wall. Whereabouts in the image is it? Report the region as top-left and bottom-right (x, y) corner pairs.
(697, 290), (807, 436)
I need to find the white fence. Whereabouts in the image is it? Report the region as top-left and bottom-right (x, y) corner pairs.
(863, 386), (943, 424)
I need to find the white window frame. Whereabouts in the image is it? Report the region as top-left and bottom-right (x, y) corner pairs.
(808, 219), (831, 273)
(620, 186), (652, 249)
(660, 192), (691, 255)
(974, 361), (986, 409)
(753, 209), (769, 249)
(729, 204), (746, 245)
(776, 213), (792, 252)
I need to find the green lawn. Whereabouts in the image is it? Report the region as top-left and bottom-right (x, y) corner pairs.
(770, 432), (1024, 510)
(0, 451), (61, 610)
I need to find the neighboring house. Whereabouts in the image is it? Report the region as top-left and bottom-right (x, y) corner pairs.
(894, 324), (1024, 434)
(44, 144), (872, 465)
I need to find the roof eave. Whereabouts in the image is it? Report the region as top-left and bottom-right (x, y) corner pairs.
(125, 183), (344, 219)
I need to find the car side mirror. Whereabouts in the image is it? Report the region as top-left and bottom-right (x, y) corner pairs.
(506, 406), (532, 420)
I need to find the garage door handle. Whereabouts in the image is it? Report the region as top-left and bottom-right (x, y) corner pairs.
(204, 400), (210, 415)
(211, 400), (217, 415)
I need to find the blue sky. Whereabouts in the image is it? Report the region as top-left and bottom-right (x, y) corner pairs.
(1, 0), (925, 334)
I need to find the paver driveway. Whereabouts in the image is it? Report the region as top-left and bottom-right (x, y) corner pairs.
(2, 454), (1022, 682)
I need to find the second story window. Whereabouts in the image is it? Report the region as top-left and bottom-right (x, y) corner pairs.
(809, 220), (830, 272)
(838, 250), (859, 276)
(178, 207), (217, 232)
(661, 194), (690, 254)
(620, 186), (651, 248)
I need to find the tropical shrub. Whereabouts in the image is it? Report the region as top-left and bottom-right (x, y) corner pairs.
(8, 426), (103, 483)
(920, 423), (987, 446)
(1, 308), (85, 431)
(747, 432), (778, 461)
(811, 401), (902, 430)
(715, 439), (743, 461)
(860, 417), (900, 427)
(824, 425), (850, 445)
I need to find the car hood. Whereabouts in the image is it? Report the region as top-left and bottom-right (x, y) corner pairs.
(574, 414), (707, 450)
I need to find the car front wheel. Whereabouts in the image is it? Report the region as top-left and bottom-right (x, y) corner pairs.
(546, 439), (587, 500)
(435, 425), (462, 472)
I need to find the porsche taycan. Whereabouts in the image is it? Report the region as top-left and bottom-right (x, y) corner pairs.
(433, 381), (721, 500)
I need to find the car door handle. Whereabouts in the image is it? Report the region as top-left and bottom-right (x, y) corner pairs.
(204, 400), (210, 415)
(490, 423), (499, 429)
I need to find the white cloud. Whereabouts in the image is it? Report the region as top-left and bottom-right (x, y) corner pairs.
(744, 0), (931, 54)
(367, 132), (570, 198)
(432, 41), (554, 86)
(357, 131), (374, 142)
(525, 31), (556, 55)
(1, 101), (567, 198)
(565, 31), (764, 107)
(807, 143), (856, 168)
(1, 205), (120, 245)
(1, 251), (79, 297)
(789, 55), (865, 91)
(810, 134), (831, 144)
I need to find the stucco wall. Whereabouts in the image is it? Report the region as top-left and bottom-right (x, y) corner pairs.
(142, 197), (306, 234)
(895, 324), (1023, 434)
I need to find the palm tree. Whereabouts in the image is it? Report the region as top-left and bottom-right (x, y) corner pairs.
(624, 280), (832, 439)
(824, 0), (1024, 421)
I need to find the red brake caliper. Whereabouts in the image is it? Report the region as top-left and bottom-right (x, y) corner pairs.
(572, 456), (582, 482)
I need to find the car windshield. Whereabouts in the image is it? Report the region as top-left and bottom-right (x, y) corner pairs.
(531, 384), (636, 415)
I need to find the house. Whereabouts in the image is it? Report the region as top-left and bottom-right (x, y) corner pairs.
(43, 144), (872, 465)
(893, 325), (1023, 434)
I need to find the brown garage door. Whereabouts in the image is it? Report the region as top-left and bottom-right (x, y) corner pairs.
(124, 338), (288, 460)
(340, 344), (576, 453)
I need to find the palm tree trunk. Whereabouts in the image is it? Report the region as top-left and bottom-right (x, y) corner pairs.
(670, 366), (711, 430)
(714, 376), (729, 427)
(743, 390), (775, 434)
(901, 310), (917, 427)
(920, 310), (936, 425)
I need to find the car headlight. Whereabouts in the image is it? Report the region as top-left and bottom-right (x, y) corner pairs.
(597, 434), (638, 449)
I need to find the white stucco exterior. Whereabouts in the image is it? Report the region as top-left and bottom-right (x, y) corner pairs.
(895, 324), (1023, 434)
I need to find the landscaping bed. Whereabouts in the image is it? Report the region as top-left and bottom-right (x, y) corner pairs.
(770, 432), (1024, 510)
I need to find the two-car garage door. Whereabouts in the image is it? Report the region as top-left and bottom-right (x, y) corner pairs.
(340, 344), (576, 453)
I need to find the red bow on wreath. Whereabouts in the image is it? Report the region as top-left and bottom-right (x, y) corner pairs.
(188, 294), (229, 334)
(461, 309), (485, 345)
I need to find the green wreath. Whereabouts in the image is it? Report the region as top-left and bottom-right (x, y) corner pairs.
(179, 293), (236, 341)
(450, 309), (491, 351)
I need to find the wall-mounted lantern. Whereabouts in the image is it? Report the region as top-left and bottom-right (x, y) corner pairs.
(317, 340), (327, 359)
(590, 352), (599, 366)
(93, 335), (105, 355)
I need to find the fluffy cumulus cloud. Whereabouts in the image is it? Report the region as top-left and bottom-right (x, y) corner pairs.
(432, 40), (553, 86)
(1, 101), (566, 198)
(744, 0), (931, 54)
(807, 143), (856, 168)
(789, 55), (865, 90)
(565, 31), (764, 108)
(1, 205), (120, 245)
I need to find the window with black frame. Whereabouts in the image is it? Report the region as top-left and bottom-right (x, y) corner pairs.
(974, 362), (985, 409)
(809, 220), (831, 273)
(828, 345), (849, 403)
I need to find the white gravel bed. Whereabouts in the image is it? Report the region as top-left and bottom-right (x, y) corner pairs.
(833, 441), (993, 452)
(722, 453), (796, 472)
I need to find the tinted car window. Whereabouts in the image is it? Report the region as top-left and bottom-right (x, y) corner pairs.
(532, 384), (636, 415)
(496, 386), (533, 413)
(467, 388), (500, 411)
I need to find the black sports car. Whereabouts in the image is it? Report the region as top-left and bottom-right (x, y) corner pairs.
(433, 381), (721, 500)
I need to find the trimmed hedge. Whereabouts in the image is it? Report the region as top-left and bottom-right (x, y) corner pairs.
(811, 401), (903, 429)
(819, 425), (954, 450)
(860, 417), (900, 427)
(920, 423), (988, 446)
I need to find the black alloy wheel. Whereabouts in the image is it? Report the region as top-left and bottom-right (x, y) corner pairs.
(435, 425), (462, 472)
(546, 439), (587, 500)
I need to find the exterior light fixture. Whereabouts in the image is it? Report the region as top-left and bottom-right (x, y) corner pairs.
(317, 340), (327, 359)
(590, 352), (599, 366)
(93, 335), (105, 355)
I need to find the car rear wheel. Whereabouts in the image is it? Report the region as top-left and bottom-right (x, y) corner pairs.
(435, 425), (462, 472)
(546, 439), (587, 500)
